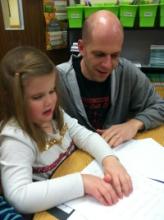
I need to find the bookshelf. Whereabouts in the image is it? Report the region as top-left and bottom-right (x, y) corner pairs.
(68, 28), (164, 66)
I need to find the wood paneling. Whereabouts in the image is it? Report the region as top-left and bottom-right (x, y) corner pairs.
(0, 0), (45, 59)
(0, 0), (69, 64)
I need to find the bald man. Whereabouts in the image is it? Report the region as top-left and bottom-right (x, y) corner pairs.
(57, 10), (164, 147)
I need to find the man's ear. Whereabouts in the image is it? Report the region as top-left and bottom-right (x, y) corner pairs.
(78, 39), (85, 55)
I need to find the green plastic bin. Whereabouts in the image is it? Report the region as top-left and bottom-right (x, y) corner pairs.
(84, 5), (103, 18)
(160, 4), (164, 27)
(139, 4), (158, 27)
(119, 5), (138, 27)
(103, 4), (119, 17)
(67, 5), (84, 28)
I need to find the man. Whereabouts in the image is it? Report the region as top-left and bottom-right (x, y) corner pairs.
(57, 10), (164, 148)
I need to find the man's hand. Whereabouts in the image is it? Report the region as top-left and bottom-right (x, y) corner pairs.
(97, 119), (144, 148)
(102, 156), (133, 198)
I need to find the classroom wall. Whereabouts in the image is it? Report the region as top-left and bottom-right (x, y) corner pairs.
(0, 0), (69, 64)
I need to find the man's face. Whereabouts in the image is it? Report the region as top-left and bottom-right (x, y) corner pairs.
(78, 32), (123, 82)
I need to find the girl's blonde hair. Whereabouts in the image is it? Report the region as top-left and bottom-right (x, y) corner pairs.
(0, 46), (64, 151)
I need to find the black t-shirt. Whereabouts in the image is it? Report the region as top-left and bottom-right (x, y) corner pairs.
(73, 56), (111, 129)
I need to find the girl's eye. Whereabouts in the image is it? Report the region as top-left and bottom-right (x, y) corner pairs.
(31, 88), (56, 100)
(32, 95), (43, 100)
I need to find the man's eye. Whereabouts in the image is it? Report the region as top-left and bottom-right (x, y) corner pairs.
(49, 88), (56, 94)
(95, 53), (105, 57)
(111, 54), (119, 59)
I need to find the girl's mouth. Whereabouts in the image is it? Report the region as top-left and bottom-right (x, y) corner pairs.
(43, 109), (52, 116)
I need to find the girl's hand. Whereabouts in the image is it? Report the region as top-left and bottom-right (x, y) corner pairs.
(81, 174), (119, 206)
(102, 156), (133, 198)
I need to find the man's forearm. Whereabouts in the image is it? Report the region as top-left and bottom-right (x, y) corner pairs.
(127, 119), (144, 131)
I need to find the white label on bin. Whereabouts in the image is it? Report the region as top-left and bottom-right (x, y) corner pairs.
(71, 14), (80, 19)
(144, 12), (153, 17)
(123, 12), (133, 17)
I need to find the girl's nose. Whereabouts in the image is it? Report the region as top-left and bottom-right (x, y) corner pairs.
(44, 95), (52, 106)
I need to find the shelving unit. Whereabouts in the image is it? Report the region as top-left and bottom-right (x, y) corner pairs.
(122, 28), (164, 65)
(68, 28), (164, 66)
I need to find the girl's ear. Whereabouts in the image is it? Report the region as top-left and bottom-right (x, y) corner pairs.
(78, 39), (85, 56)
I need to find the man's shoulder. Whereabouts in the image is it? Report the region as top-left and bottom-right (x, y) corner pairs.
(119, 57), (134, 67)
(118, 57), (143, 75)
(117, 58), (149, 85)
(57, 54), (80, 74)
(57, 59), (72, 73)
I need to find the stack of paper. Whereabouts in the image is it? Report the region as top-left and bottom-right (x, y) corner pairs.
(58, 138), (164, 220)
(149, 45), (164, 67)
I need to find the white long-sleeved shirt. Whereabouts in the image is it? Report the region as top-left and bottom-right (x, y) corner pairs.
(0, 111), (114, 214)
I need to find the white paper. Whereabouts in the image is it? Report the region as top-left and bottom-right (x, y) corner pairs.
(58, 138), (164, 220)
(114, 138), (164, 181)
(66, 160), (164, 220)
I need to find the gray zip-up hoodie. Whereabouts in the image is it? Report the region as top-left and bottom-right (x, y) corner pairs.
(57, 55), (164, 131)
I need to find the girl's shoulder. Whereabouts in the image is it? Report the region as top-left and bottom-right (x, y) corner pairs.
(62, 110), (78, 123)
(1, 118), (24, 136)
(0, 119), (36, 148)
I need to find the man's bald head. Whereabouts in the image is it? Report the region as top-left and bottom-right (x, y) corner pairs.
(82, 10), (124, 44)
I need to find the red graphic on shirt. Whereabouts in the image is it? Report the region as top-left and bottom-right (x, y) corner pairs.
(82, 96), (109, 129)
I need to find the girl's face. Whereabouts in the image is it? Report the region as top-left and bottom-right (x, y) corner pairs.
(24, 72), (57, 128)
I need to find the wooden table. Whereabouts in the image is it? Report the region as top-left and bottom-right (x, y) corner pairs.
(33, 125), (164, 220)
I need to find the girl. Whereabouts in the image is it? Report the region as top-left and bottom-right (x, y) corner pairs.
(0, 46), (132, 214)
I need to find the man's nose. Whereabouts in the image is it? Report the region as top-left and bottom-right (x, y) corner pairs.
(102, 55), (113, 68)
